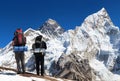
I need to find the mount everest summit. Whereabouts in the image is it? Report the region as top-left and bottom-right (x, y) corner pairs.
(0, 8), (120, 81)
(39, 19), (64, 38)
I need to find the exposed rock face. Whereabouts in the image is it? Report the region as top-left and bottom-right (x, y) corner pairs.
(51, 53), (95, 81)
(39, 19), (64, 38)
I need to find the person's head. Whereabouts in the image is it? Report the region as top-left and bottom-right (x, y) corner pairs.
(14, 28), (22, 36)
(35, 35), (42, 42)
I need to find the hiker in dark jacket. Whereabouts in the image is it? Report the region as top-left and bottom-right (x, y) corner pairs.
(32, 35), (47, 76)
(12, 28), (26, 74)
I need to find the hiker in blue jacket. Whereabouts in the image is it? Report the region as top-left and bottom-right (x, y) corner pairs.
(32, 35), (47, 76)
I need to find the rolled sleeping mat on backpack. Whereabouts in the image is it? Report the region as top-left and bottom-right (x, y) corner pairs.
(33, 48), (46, 53)
(13, 46), (28, 52)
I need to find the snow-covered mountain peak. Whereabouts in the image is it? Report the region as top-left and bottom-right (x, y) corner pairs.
(46, 18), (56, 25)
(81, 8), (114, 33)
(42, 18), (63, 30)
(97, 7), (108, 16)
(39, 18), (64, 38)
(24, 28), (36, 34)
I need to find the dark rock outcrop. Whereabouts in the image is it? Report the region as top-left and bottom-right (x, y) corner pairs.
(51, 53), (95, 81)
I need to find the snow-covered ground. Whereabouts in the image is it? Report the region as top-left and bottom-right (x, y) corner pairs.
(0, 70), (72, 81)
(0, 70), (47, 81)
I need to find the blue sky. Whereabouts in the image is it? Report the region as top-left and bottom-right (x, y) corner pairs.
(0, 0), (120, 47)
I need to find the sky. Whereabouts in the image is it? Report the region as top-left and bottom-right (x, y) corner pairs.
(0, 0), (120, 47)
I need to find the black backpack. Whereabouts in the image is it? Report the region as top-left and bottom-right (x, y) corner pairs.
(35, 41), (47, 49)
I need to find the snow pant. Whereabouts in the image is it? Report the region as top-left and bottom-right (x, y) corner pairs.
(34, 53), (44, 76)
(14, 51), (25, 73)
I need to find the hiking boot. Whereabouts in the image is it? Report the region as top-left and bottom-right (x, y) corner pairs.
(17, 71), (21, 74)
(37, 73), (39, 76)
(37, 72), (39, 75)
(22, 71), (25, 74)
(41, 74), (44, 77)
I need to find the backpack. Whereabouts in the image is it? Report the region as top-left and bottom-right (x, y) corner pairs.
(34, 41), (46, 48)
(35, 35), (47, 49)
(13, 28), (26, 46)
(33, 41), (47, 53)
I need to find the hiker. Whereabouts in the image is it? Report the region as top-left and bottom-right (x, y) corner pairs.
(12, 28), (26, 74)
(32, 35), (47, 76)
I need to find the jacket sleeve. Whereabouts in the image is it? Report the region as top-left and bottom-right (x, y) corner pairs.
(32, 44), (35, 50)
(23, 36), (26, 45)
(43, 41), (47, 49)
